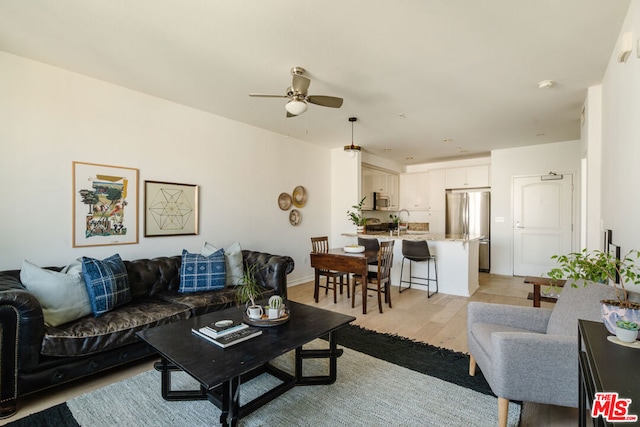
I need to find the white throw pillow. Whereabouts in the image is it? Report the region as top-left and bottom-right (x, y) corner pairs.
(201, 241), (244, 286)
(20, 259), (93, 326)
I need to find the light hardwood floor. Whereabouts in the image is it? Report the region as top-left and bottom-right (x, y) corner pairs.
(2, 273), (577, 426)
(287, 273), (578, 426)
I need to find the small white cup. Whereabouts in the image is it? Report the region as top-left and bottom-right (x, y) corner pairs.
(247, 305), (263, 319)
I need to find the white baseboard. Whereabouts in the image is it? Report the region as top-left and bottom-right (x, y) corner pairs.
(287, 275), (314, 287)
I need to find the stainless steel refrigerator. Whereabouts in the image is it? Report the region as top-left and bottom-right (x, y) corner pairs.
(445, 190), (491, 272)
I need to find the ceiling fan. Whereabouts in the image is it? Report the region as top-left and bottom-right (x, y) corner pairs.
(249, 67), (343, 117)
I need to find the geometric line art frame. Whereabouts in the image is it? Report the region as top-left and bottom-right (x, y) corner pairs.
(144, 180), (198, 237)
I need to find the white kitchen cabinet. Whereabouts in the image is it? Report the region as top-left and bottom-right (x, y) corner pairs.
(444, 165), (490, 189)
(387, 173), (399, 209)
(361, 165), (399, 210)
(466, 165), (490, 187)
(427, 210), (445, 234)
(428, 169), (445, 211)
(361, 167), (374, 210)
(398, 169), (445, 232)
(444, 167), (466, 189)
(400, 172), (430, 210)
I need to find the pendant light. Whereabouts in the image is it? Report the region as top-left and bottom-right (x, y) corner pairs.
(344, 117), (362, 155)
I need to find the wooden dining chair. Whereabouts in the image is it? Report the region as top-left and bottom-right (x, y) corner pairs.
(352, 240), (394, 313)
(310, 236), (350, 303)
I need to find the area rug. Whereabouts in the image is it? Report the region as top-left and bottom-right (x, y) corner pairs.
(7, 326), (520, 426)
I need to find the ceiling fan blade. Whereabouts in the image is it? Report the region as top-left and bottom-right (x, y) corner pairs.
(249, 93), (289, 98)
(292, 74), (310, 94)
(307, 95), (344, 108)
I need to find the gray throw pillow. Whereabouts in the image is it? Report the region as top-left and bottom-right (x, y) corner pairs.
(20, 259), (92, 326)
(201, 241), (244, 286)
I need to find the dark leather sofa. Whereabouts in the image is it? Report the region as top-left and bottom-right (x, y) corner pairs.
(0, 250), (294, 418)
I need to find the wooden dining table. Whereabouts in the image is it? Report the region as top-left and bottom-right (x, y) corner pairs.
(310, 248), (378, 314)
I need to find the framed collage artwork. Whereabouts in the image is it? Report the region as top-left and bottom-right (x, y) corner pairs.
(72, 161), (139, 247)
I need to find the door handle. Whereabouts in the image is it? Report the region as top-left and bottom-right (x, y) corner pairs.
(515, 221), (524, 229)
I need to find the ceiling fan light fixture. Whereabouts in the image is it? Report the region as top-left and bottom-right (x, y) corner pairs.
(344, 117), (362, 155)
(285, 99), (307, 115)
(537, 80), (554, 89)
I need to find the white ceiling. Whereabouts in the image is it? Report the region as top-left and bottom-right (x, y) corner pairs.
(0, 0), (630, 165)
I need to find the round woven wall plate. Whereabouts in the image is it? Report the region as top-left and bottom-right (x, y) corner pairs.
(292, 186), (307, 208)
(278, 192), (292, 210)
(289, 209), (302, 226)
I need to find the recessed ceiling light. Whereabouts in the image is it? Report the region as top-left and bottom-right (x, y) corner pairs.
(537, 80), (554, 89)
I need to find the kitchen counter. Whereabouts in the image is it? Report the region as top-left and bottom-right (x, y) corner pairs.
(342, 231), (484, 242)
(342, 232), (480, 297)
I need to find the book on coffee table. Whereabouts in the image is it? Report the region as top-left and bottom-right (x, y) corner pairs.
(192, 327), (262, 348)
(199, 320), (249, 338)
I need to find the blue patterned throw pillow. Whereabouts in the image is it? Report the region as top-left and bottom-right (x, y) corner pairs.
(81, 254), (132, 317)
(179, 249), (226, 293)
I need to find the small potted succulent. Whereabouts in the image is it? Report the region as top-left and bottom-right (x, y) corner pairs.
(547, 248), (640, 335)
(347, 196), (367, 233)
(266, 295), (284, 319)
(615, 319), (639, 343)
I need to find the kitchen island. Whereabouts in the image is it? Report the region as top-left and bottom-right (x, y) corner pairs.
(342, 232), (481, 297)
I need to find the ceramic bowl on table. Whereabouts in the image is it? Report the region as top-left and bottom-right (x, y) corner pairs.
(343, 245), (365, 253)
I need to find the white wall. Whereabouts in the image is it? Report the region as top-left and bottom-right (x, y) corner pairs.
(583, 85), (603, 251)
(490, 141), (581, 275)
(600, 0), (640, 255)
(0, 52), (331, 286)
(331, 148), (361, 249)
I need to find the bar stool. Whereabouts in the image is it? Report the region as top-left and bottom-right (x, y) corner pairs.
(399, 240), (438, 298)
(358, 237), (379, 271)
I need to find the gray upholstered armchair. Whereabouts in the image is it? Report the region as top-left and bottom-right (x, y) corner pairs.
(467, 281), (624, 427)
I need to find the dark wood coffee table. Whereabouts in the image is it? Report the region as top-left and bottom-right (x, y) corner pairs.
(136, 301), (355, 427)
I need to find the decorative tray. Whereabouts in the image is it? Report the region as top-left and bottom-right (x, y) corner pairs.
(243, 308), (290, 327)
(607, 335), (640, 349)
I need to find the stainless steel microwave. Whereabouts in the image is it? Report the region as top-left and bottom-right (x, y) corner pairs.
(374, 192), (391, 210)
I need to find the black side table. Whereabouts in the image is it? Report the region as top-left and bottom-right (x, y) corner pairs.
(578, 319), (640, 426)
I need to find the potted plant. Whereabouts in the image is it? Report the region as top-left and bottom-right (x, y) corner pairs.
(615, 319), (639, 343)
(547, 248), (640, 334)
(266, 295), (284, 319)
(389, 214), (400, 231)
(236, 263), (264, 319)
(347, 196), (367, 233)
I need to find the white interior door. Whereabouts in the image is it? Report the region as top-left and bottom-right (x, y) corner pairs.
(513, 174), (573, 276)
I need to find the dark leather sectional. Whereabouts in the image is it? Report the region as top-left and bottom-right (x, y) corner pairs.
(0, 250), (294, 418)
